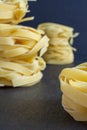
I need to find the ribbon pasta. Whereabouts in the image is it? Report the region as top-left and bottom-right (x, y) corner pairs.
(0, 24), (49, 87)
(37, 22), (79, 64)
(0, 0), (34, 24)
(59, 63), (87, 121)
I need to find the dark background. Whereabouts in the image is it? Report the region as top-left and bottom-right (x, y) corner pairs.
(22, 0), (87, 62)
(0, 1), (87, 130)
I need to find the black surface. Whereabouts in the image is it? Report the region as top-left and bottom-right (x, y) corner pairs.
(0, 60), (87, 130)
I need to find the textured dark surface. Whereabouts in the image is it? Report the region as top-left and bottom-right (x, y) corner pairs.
(0, 60), (87, 130)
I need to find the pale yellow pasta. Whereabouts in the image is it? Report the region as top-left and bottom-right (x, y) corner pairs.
(0, 0), (34, 24)
(37, 22), (74, 39)
(0, 60), (44, 87)
(59, 62), (87, 121)
(0, 24), (41, 41)
(37, 22), (78, 65)
(43, 39), (74, 64)
(0, 24), (49, 87)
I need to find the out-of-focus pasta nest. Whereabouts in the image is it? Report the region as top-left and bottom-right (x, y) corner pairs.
(0, 24), (49, 87)
(37, 22), (79, 65)
(0, 0), (34, 24)
(59, 62), (87, 121)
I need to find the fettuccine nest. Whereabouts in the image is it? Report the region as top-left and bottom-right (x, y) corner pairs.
(37, 22), (79, 65)
(0, 24), (49, 87)
(0, 0), (34, 24)
(59, 63), (87, 121)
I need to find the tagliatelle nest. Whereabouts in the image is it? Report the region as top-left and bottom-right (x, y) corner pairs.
(0, 24), (49, 87)
(37, 22), (79, 65)
(0, 0), (34, 24)
(59, 62), (87, 121)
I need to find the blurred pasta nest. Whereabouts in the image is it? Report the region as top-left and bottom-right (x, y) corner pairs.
(59, 63), (87, 121)
(0, 0), (49, 87)
(37, 22), (79, 65)
(0, 0), (34, 24)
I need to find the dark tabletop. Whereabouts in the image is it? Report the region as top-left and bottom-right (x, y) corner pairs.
(1, 0), (87, 129)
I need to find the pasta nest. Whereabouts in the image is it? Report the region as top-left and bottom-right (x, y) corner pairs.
(37, 22), (79, 65)
(59, 62), (87, 121)
(0, 0), (34, 24)
(0, 24), (49, 87)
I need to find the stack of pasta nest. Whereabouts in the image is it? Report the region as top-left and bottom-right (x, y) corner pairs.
(59, 62), (87, 121)
(38, 22), (78, 65)
(0, 0), (49, 87)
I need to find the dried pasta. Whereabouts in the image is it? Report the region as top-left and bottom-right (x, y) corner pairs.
(59, 62), (87, 121)
(0, 0), (34, 24)
(37, 22), (79, 65)
(0, 24), (49, 87)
